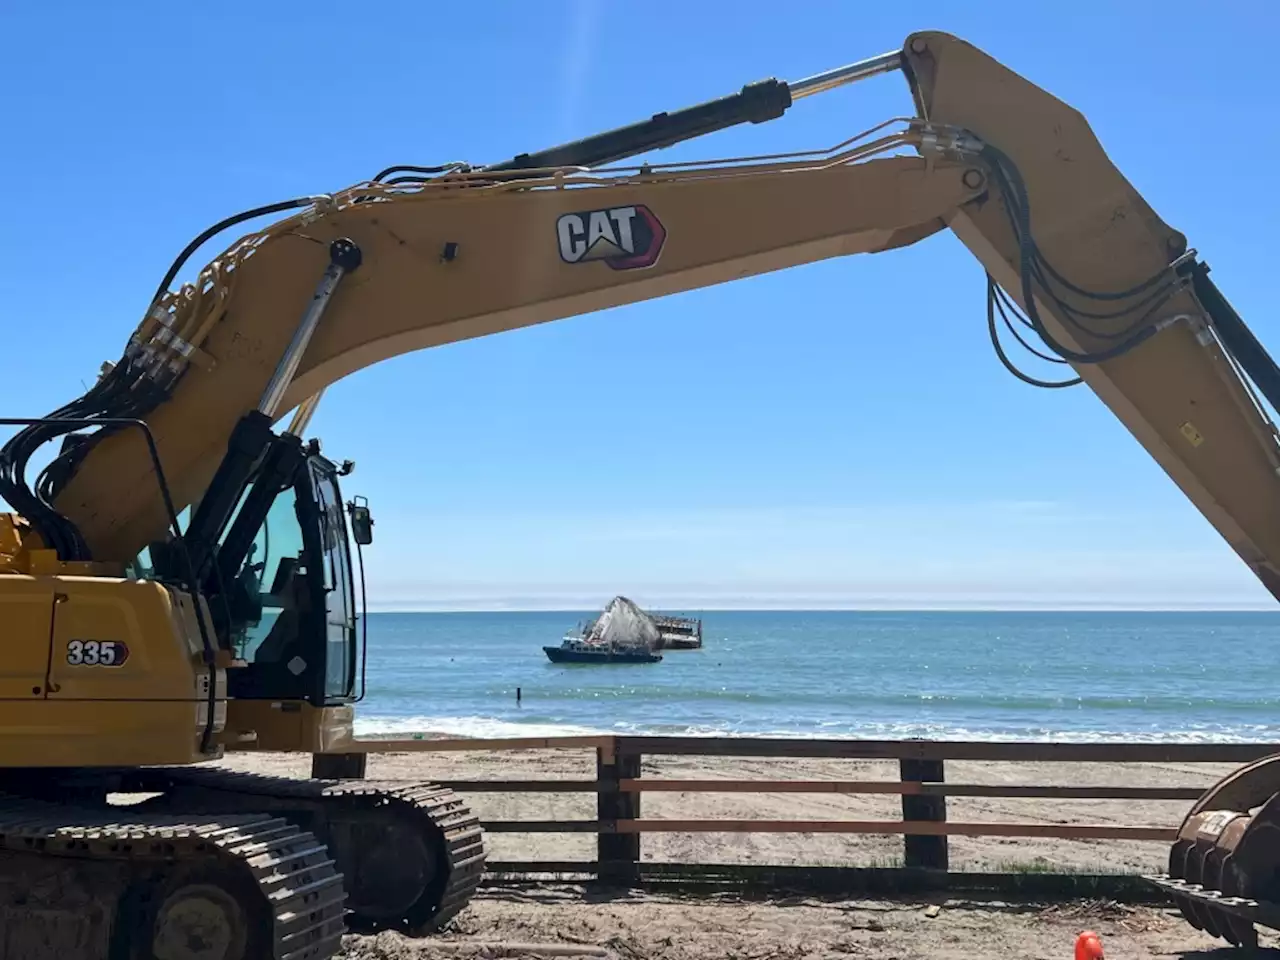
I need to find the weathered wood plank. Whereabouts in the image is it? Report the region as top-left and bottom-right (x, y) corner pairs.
(485, 861), (600, 873)
(612, 737), (1280, 763)
(350, 733), (1279, 763)
(599, 747), (641, 884)
(479, 818), (1173, 840)
(634, 863), (1167, 901)
(613, 819), (1175, 840)
(434, 780), (603, 792)
(479, 862), (1168, 902)
(479, 821), (603, 833)
(483, 863), (1172, 902)
(901, 757), (948, 869)
(350, 735), (611, 753)
(618, 779), (1206, 800)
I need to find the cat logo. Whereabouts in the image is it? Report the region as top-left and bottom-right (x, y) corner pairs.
(556, 204), (666, 270)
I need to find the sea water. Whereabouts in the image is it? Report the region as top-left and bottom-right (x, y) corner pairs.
(354, 610), (1280, 743)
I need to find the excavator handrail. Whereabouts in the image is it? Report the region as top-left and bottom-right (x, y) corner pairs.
(0, 417), (184, 561)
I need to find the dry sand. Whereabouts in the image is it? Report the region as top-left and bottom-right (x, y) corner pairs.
(339, 887), (1260, 960)
(214, 748), (1272, 958)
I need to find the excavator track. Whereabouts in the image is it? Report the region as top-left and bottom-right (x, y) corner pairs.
(1148, 753), (1280, 949)
(131, 766), (486, 935)
(0, 792), (345, 960)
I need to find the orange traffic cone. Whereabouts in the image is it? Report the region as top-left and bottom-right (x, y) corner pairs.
(1075, 931), (1104, 960)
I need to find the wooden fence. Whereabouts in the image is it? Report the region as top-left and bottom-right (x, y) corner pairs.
(311, 735), (1280, 898)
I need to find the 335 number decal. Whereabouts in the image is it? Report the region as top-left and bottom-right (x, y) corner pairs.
(66, 640), (130, 667)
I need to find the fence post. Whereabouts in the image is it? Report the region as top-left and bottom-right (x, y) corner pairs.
(597, 738), (640, 885)
(312, 752), (367, 779)
(900, 755), (948, 870)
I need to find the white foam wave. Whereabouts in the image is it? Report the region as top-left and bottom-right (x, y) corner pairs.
(354, 714), (1280, 745)
(354, 715), (606, 740)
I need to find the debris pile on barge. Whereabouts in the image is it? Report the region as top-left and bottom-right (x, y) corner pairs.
(557, 596), (703, 654)
(587, 596), (662, 648)
(544, 596), (664, 664)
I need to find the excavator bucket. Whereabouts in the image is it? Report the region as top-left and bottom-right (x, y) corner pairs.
(1148, 753), (1280, 948)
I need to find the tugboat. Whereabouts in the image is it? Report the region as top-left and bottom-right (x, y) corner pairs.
(543, 637), (663, 664)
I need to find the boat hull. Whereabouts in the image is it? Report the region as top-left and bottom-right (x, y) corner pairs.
(543, 646), (662, 664)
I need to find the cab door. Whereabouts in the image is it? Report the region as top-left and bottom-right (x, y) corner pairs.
(309, 460), (357, 703)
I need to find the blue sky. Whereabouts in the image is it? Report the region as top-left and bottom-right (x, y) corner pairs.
(3, 2), (1279, 610)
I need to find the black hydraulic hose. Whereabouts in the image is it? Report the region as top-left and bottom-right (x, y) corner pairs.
(990, 277), (1075, 367)
(975, 141), (1187, 356)
(3, 363), (150, 558)
(372, 162), (470, 182)
(986, 280), (1082, 389)
(0, 195), (324, 560)
(979, 143), (1163, 366)
(383, 174), (460, 186)
(148, 197), (319, 308)
(982, 146), (1171, 306)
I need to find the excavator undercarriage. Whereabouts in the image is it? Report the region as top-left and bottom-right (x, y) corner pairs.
(0, 767), (484, 959)
(127, 767), (487, 936)
(0, 795), (346, 960)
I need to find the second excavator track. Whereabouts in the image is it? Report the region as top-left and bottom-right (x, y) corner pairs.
(130, 766), (487, 936)
(0, 792), (346, 960)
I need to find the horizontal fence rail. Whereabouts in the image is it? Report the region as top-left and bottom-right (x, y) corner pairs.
(434, 778), (1207, 800)
(339, 734), (1278, 763)
(310, 734), (1280, 897)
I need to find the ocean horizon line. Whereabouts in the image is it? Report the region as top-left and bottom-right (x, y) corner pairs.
(365, 601), (1280, 614)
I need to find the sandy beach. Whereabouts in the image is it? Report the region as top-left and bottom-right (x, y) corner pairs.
(214, 747), (1266, 958)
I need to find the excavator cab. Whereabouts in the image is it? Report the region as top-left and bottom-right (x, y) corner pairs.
(215, 446), (361, 707)
(131, 419), (369, 749)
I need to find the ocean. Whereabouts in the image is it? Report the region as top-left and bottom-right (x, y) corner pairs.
(354, 610), (1280, 743)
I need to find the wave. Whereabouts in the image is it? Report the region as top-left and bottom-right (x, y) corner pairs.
(451, 685), (1280, 714)
(353, 713), (1280, 744)
(354, 715), (605, 740)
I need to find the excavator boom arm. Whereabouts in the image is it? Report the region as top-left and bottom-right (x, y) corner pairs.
(45, 138), (985, 561)
(19, 31), (1280, 613)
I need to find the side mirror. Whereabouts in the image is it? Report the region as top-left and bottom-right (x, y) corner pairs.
(348, 497), (374, 546)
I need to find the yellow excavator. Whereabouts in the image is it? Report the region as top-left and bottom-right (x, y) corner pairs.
(1, 27), (1275, 959)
